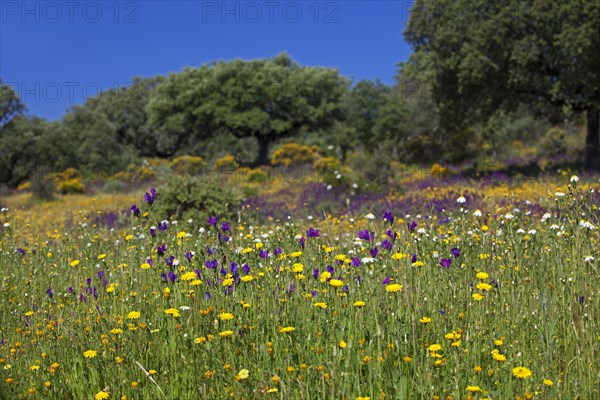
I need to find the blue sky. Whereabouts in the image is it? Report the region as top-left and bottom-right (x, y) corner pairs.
(1, 1), (413, 120)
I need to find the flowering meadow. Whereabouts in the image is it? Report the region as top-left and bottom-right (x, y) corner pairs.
(0, 173), (599, 400)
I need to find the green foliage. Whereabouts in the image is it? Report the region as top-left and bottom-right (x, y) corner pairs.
(404, 0), (600, 168)
(148, 52), (349, 165)
(169, 155), (206, 175)
(30, 171), (55, 201)
(271, 143), (320, 167)
(57, 179), (86, 194)
(153, 175), (241, 222)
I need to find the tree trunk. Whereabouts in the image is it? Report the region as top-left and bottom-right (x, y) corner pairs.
(255, 136), (270, 166)
(585, 107), (600, 170)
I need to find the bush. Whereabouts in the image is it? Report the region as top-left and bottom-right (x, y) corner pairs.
(57, 179), (85, 194)
(246, 168), (269, 183)
(214, 154), (238, 172)
(170, 155), (206, 175)
(271, 143), (320, 167)
(31, 174), (55, 201)
(153, 175), (241, 222)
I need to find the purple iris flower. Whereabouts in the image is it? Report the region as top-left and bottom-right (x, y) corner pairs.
(579, 296), (585, 304)
(144, 188), (157, 205)
(382, 239), (393, 251)
(311, 290), (317, 297)
(383, 211), (394, 224)
(165, 255), (175, 267)
(299, 237), (305, 249)
(149, 226), (156, 237)
(68, 286), (74, 294)
(357, 275), (362, 285)
(219, 267), (227, 276)
(407, 220), (417, 233)
(167, 270), (177, 283)
(79, 294), (87, 302)
(450, 248), (460, 258)
(131, 204), (140, 217)
(440, 258), (452, 268)
(147, 257), (153, 266)
(342, 285), (349, 293)
(208, 216), (218, 226)
(230, 262), (238, 274)
(382, 276), (391, 285)
(221, 222), (230, 232)
(313, 268), (319, 279)
(242, 264), (250, 274)
(370, 247), (379, 258)
(358, 230), (373, 241)
(158, 221), (168, 231)
(161, 273), (168, 283)
(194, 269), (203, 279)
(17, 248), (26, 255)
(259, 249), (269, 259)
(326, 265), (335, 274)
(289, 284), (295, 294)
(46, 288), (53, 298)
(185, 251), (194, 263)
(157, 244), (166, 256)
(86, 278), (92, 286)
(411, 254), (417, 263)
(351, 256), (361, 267)
(205, 292), (211, 300)
(205, 259), (218, 269)
(386, 229), (397, 240)
(206, 246), (214, 255)
(274, 247), (282, 256)
(306, 227), (320, 238)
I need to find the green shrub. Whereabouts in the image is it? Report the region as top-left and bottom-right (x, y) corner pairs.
(170, 155), (205, 175)
(153, 175), (241, 222)
(31, 173), (55, 201)
(57, 179), (85, 194)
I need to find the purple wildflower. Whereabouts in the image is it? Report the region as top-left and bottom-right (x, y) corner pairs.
(326, 265), (335, 274)
(351, 256), (361, 267)
(289, 283), (295, 294)
(358, 230), (373, 241)
(383, 211), (394, 224)
(17, 248), (26, 255)
(370, 247), (379, 258)
(158, 221), (168, 231)
(274, 247), (282, 256)
(185, 251), (194, 263)
(221, 222), (230, 232)
(144, 188), (157, 205)
(306, 227), (320, 238)
(407, 220), (417, 233)
(165, 255), (175, 267)
(450, 247), (461, 258)
(205, 292), (211, 300)
(386, 229), (398, 240)
(382, 239), (393, 251)
(311, 289), (317, 297)
(157, 244), (166, 256)
(147, 257), (153, 266)
(382, 276), (391, 285)
(357, 275), (362, 285)
(149, 226), (156, 237)
(46, 288), (53, 298)
(242, 264), (250, 274)
(167, 270), (177, 283)
(205, 259), (218, 269)
(299, 236), (305, 249)
(259, 249), (269, 259)
(440, 258), (452, 268)
(208, 216), (218, 226)
(313, 268), (319, 279)
(131, 204), (140, 217)
(411, 254), (417, 263)
(230, 262), (238, 274)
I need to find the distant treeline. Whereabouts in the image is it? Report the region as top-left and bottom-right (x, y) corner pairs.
(1, 1), (598, 187)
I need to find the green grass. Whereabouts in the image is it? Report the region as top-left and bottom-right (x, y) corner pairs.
(0, 180), (598, 400)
